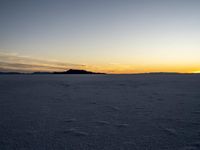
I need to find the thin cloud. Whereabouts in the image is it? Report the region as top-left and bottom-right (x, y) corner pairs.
(0, 52), (85, 72)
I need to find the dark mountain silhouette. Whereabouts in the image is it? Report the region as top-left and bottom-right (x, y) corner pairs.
(53, 69), (104, 74)
(0, 72), (23, 74)
(32, 72), (52, 74)
(0, 69), (105, 75)
(0, 70), (199, 75)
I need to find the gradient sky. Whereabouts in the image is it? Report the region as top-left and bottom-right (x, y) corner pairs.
(0, 0), (200, 73)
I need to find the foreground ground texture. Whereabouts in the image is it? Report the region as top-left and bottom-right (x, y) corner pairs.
(0, 74), (200, 150)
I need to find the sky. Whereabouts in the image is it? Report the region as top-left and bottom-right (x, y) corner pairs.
(0, 0), (200, 73)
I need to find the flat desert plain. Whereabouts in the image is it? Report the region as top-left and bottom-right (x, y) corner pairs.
(0, 74), (200, 150)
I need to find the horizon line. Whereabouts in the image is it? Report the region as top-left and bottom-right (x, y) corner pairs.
(0, 69), (200, 75)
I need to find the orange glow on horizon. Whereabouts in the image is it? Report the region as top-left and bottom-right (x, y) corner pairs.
(193, 71), (200, 74)
(82, 64), (200, 74)
(1, 52), (199, 74)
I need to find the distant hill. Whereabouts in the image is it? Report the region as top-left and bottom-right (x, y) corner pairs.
(0, 72), (23, 75)
(0, 69), (105, 75)
(0, 70), (199, 75)
(53, 69), (104, 74)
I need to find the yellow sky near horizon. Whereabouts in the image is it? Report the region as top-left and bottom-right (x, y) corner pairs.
(0, 52), (199, 74)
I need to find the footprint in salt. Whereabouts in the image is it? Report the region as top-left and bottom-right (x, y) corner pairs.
(181, 146), (198, 150)
(60, 83), (70, 88)
(63, 128), (88, 137)
(73, 131), (89, 137)
(64, 128), (76, 133)
(88, 101), (97, 105)
(181, 142), (200, 150)
(107, 105), (120, 111)
(64, 118), (77, 123)
(157, 98), (163, 101)
(192, 142), (200, 148)
(123, 141), (137, 148)
(192, 111), (200, 114)
(135, 107), (145, 110)
(115, 123), (129, 128)
(163, 128), (177, 136)
(95, 120), (110, 126)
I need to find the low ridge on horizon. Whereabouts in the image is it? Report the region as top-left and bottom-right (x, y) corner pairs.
(0, 69), (105, 74)
(1, 69), (200, 75)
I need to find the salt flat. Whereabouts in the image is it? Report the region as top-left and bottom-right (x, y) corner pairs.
(0, 74), (200, 150)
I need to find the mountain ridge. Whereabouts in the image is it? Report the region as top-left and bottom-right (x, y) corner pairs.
(0, 69), (105, 75)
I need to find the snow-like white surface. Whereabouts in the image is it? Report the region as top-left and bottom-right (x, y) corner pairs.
(0, 74), (200, 150)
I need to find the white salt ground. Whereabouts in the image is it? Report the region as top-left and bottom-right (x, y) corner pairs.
(0, 74), (200, 150)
